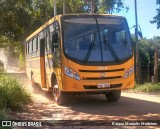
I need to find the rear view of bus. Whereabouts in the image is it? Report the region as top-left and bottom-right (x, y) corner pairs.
(57, 15), (134, 104)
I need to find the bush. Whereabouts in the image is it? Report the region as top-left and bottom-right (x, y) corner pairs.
(0, 60), (4, 73)
(0, 110), (5, 120)
(0, 110), (10, 129)
(134, 83), (160, 93)
(0, 74), (32, 111)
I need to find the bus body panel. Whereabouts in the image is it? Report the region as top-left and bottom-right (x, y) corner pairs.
(26, 57), (41, 84)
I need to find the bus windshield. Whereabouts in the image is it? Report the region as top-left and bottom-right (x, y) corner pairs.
(63, 17), (132, 64)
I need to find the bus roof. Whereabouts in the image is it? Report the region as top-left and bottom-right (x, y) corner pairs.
(26, 14), (125, 42)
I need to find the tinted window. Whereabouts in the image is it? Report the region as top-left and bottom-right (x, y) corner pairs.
(63, 17), (132, 63)
(33, 38), (37, 52)
(29, 40), (32, 53)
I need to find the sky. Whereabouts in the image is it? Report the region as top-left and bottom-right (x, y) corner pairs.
(116, 0), (159, 39)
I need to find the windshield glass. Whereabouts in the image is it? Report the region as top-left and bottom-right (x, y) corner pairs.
(63, 17), (132, 64)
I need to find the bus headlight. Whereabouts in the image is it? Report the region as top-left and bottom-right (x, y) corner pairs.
(124, 66), (134, 78)
(64, 66), (80, 80)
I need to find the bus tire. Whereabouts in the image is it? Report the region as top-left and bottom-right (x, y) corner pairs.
(53, 82), (66, 105)
(105, 90), (121, 102)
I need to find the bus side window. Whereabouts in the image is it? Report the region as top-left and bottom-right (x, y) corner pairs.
(46, 28), (51, 54)
(37, 36), (40, 56)
(28, 40), (32, 58)
(52, 24), (60, 63)
(26, 42), (28, 55)
(26, 42), (29, 58)
(52, 30), (59, 52)
(32, 37), (37, 57)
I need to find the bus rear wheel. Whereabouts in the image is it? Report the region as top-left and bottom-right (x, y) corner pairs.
(105, 90), (121, 102)
(53, 83), (65, 105)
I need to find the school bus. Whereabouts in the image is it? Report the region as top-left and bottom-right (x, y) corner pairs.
(25, 14), (134, 105)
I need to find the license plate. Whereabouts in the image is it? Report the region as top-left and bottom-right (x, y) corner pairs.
(97, 83), (110, 88)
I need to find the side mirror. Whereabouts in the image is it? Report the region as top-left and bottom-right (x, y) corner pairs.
(138, 31), (143, 39)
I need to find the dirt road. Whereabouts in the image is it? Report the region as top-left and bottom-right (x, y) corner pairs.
(9, 73), (160, 129)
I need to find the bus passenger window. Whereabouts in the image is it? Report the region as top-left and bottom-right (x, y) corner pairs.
(36, 36), (40, 56)
(33, 38), (37, 51)
(27, 40), (32, 58)
(52, 31), (58, 52)
(46, 28), (52, 54)
(32, 38), (37, 57)
(29, 41), (32, 54)
(26, 43), (28, 55)
(37, 36), (40, 50)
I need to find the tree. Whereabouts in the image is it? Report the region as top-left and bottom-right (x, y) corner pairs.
(0, 0), (34, 41)
(0, 0), (127, 43)
(58, 0), (84, 14)
(136, 36), (160, 83)
(151, 0), (160, 29)
(0, 0), (128, 55)
(82, 0), (128, 14)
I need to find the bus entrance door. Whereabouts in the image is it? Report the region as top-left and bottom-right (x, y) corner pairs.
(40, 38), (46, 88)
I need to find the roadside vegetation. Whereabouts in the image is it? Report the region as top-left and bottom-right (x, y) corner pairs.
(133, 83), (160, 93)
(0, 74), (32, 111)
(0, 110), (5, 120)
(0, 110), (10, 129)
(0, 68), (32, 120)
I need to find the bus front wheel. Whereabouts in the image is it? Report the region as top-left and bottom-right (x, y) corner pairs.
(105, 90), (121, 102)
(53, 83), (65, 105)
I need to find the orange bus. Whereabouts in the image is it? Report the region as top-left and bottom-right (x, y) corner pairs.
(25, 14), (134, 105)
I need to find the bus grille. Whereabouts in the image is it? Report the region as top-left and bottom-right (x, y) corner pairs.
(79, 68), (124, 73)
(79, 68), (124, 80)
(84, 84), (122, 89)
(82, 76), (121, 80)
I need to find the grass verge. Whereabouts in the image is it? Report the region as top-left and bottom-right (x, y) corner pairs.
(0, 74), (32, 111)
(0, 110), (5, 120)
(133, 83), (160, 93)
(0, 110), (10, 129)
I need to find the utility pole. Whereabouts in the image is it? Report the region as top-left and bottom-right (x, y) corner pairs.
(63, 0), (66, 14)
(154, 47), (158, 83)
(135, 0), (139, 84)
(54, 0), (57, 16)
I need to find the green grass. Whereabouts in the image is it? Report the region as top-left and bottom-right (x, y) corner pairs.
(0, 74), (32, 111)
(133, 83), (160, 93)
(0, 73), (31, 129)
(0, 110), (5, 120)
(0, 110), (10, 129)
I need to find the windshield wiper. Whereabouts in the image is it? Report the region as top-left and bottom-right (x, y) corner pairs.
(83, 31), (95, 64)
(83, 17), (104, 64)
(104, 39), (120, 62)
